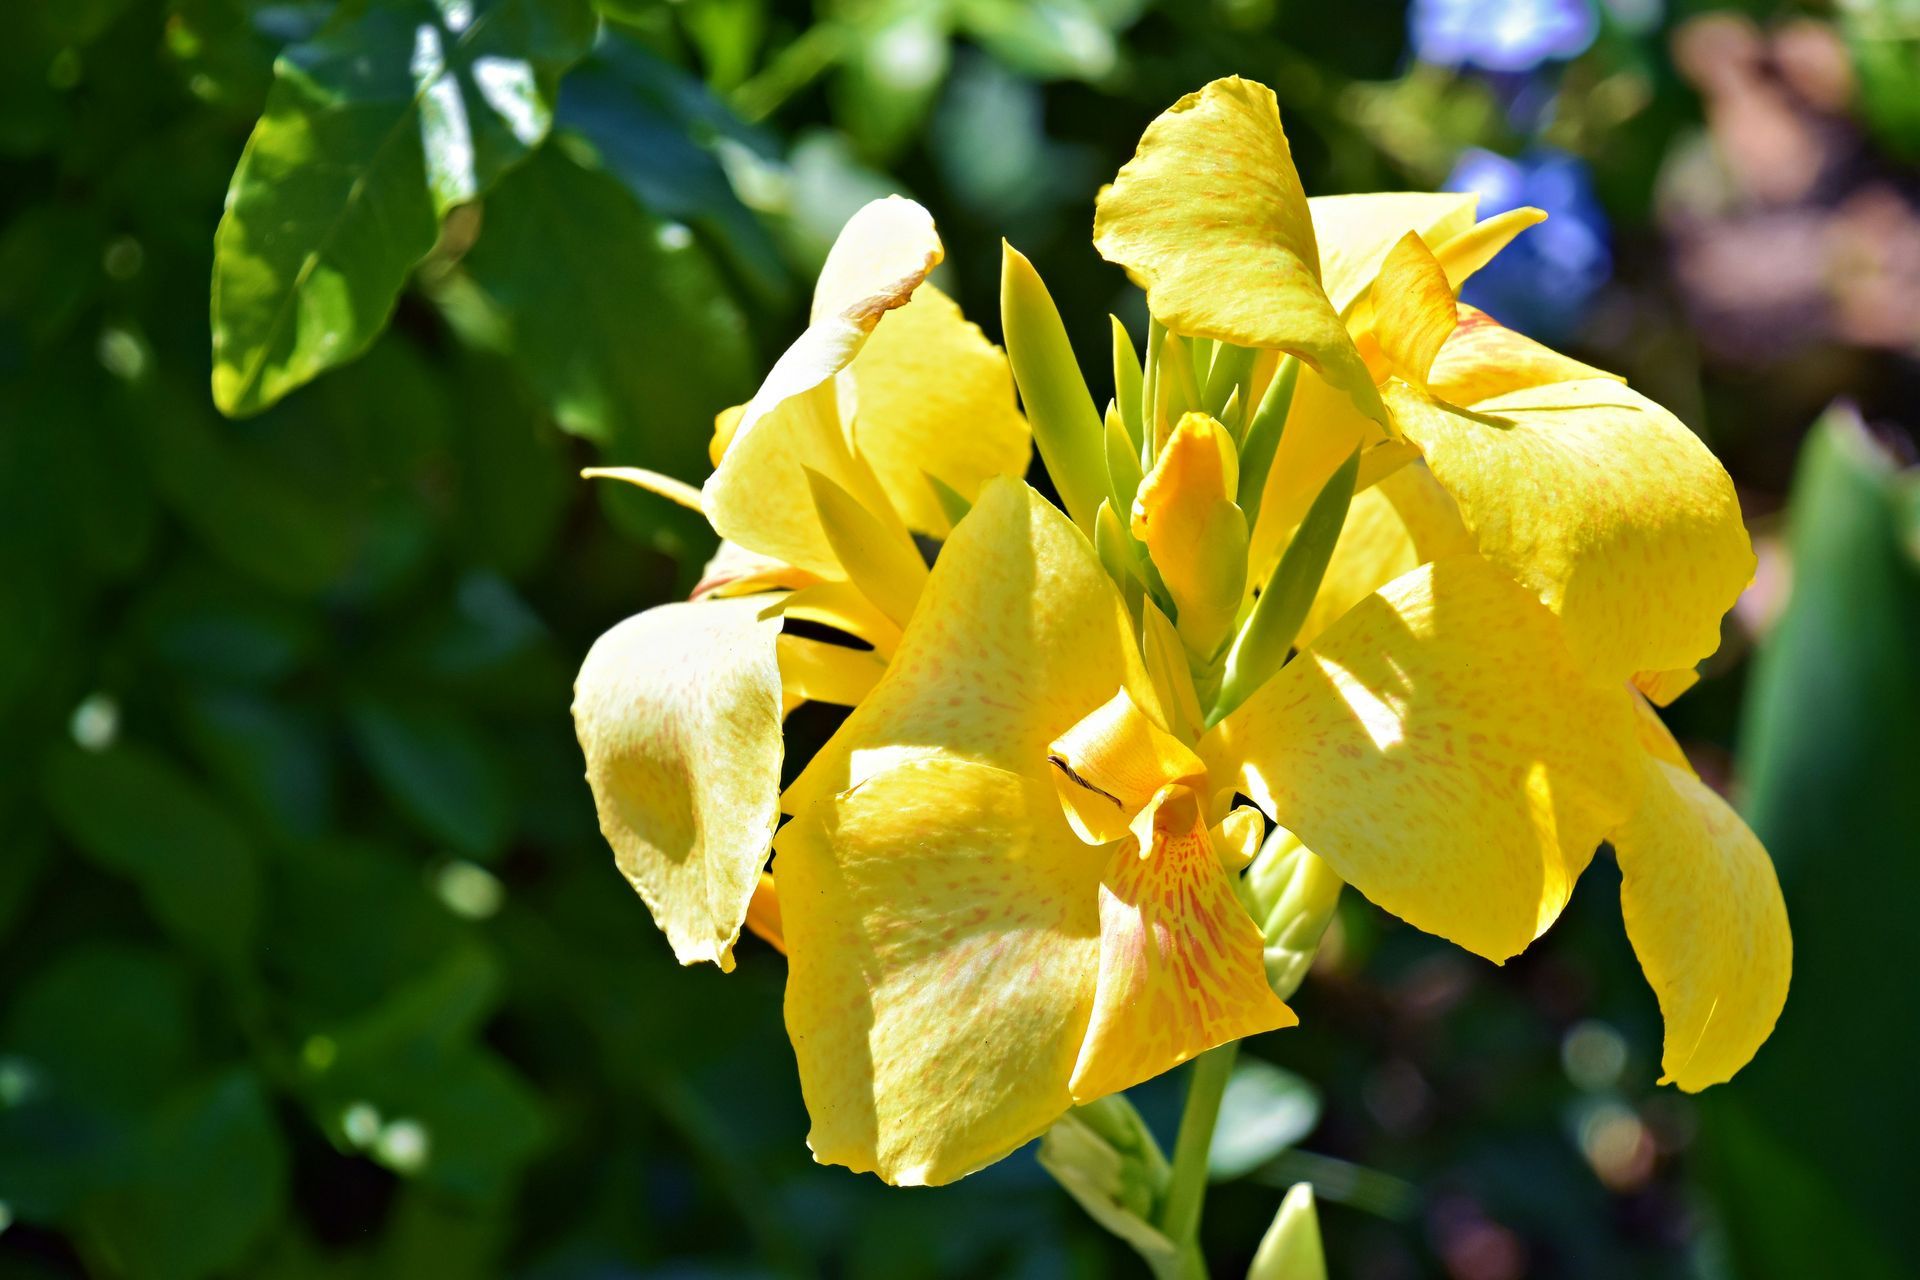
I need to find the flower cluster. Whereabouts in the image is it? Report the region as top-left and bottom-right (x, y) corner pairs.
(574, 77), (1789, 1195)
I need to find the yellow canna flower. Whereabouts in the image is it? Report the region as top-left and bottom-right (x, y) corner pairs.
(572, 196), (1029, 970)
(571, 75), (1791, 1272)
(774, 477), (1644, 1184)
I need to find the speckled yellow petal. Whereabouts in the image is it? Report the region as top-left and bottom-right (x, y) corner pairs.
(848, 283), (1031, 536)
(777, 758), (1104, 1185)
(704, 197), (940, 574)
(1093, 77), (1381, 420)
(1308, 192), (1481, 311)
(1426, 304), (1618, 407)
(1611, 755), (1791, 1091)
(1292, 465), (1472, 650)
(1070, 784), (1296, 1101)
(1385, 379), (1757, 684)
(1132, 412), (1249, 655)
(1369, 233), (1457, 388)
(574, 596), (784, 970)
(1048, 686), (1205, 845)
(784, 476), (1154, 817)
(1202, 556), (1641, 962)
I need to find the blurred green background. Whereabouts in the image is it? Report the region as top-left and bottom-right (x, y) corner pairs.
(3, 0), (1918, 1276)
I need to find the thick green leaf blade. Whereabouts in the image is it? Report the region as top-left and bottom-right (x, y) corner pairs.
(1705, 407), (1920, 1279)
(210, 0), (597, 416)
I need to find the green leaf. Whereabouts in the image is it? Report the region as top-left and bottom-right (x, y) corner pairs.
(347, 696), (513, 859)
(458, 143), (754, 486)
(1207, 1057), (1322, 1182)
(42, 744), (260, 968)
(136, 394), (356, 596)
(78, 1069), (289, 1280)
(210, 0), (598, 416)
(1703, 407), (1920, 1278)
(299, 946), (547, 1202)
(0, 943), (199, 1221)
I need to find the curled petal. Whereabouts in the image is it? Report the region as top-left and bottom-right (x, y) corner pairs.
(1049, 686), (1206, 845)
(1094, 77), (1381, 420)
(574, 596), (785, 969)
(1203, 556), (1642, 962)
(1611, 756), (1791, 1090)
(1386, 378), (1757, 684)
(1368, 232), (1458, 388)
(1308, 192), (1481, 312)
(705, 197), (940, 574)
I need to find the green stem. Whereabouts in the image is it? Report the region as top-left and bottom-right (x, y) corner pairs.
(1159, 1042), (1239, 1275)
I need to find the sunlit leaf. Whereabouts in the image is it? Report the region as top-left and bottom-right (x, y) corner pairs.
(210, 0), (598, 415)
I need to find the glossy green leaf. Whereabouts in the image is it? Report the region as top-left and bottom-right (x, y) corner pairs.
(210, 0), (598, 416)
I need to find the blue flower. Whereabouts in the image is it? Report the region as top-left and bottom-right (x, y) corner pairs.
(1444, 147), (1612, 342)
(1409, 0), (1598, 73)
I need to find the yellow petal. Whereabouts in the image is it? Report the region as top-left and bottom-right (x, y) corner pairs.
(1308, 192), (1481, 311)
(1632, 666), (1700, 708)
(1385, 378), (1757, 684)
(1093, 78), (1381, 420)
(1131, 412), (1249, 655)
(1069, 784), (1296, 1101)
(692, 540), (819, 600)
(784, 475), (1154, 816)
(1368, 232), (1457, 388)
(1292, 464), (1471, 651)
(581, 466), (705, 513)
(1430, 206), (1547, 291)
(848, 283), (1032, 536)
(805, 466), (928, 630)
(1426, 304), (1618, 406)
(1212, 804), (1266, 871)
(777, 758), (1104, 1185)
(1611, 755), (1791, 1090)
(1629, 690), (1694, 772)
(1202, 556), (1641, 962)
(1243, 370), (1416, 583)
(745, 871), (785, 954)
(1048, 686), (1205, 845)
(777, 632), (887, 707)
(772, 580), (901, 658)
(704, 197), (939, 574)
(574, 596), (784, 970)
